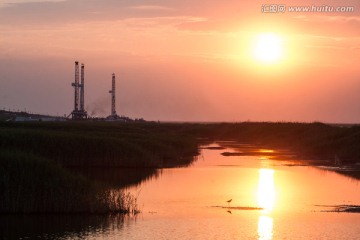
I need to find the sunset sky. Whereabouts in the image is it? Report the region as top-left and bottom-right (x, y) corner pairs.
(0, 0), (359, 122)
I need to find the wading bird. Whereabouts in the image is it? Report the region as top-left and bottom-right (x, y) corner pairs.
(226, 199), (232, 207)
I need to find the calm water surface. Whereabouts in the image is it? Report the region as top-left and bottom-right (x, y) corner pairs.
(2, 142), (360, 239)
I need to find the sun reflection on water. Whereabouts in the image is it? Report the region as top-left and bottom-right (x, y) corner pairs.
(258, 216), (273, 240)
(257, 168), (275, 240)
(257, 168), (275, 212)
(259, 149), (275, 153)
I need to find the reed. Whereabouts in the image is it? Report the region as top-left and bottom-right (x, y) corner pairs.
(0, 149), (138, 213)
(0, 122), (199, 168)
(0, 122), (199, 213)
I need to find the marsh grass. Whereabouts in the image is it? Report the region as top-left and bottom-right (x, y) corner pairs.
(0, 122), (198, 213)
(0, 122), (198, 168)
(2, 121), (360, 213)
(0, 149), (138, 213)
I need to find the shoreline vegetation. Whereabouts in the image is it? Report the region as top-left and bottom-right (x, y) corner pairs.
(1, 121), (360, 213)
(0, 122), (199, 214)
(316, 205), (360, 213)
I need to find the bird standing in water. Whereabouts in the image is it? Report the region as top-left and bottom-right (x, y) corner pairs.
(226, 199), (232, 207)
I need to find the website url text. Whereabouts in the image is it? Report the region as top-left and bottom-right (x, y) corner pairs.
(262, 5), (355, 13)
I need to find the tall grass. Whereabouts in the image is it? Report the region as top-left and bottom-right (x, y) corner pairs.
(0, 122), (199, 213)
(2, 121), (359, 165)
(0, 122), (199, 168)
(0, 149), (138, 213)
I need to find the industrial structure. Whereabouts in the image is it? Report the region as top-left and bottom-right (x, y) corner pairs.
(66, 62), (142, 122)
(107, 73), (120, 120)
(70, 61), (88, 119)
(4, 60), (145, 122)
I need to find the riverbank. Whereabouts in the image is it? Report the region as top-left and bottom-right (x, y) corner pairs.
(2, 121), (360, 213)
(0, 122), (199, 213)
(182, 122), (360, 164)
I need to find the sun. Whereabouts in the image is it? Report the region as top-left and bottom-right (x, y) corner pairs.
(253, 33), (284, 63)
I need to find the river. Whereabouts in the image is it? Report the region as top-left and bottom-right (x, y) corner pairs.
(2, 142), (360, 239)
